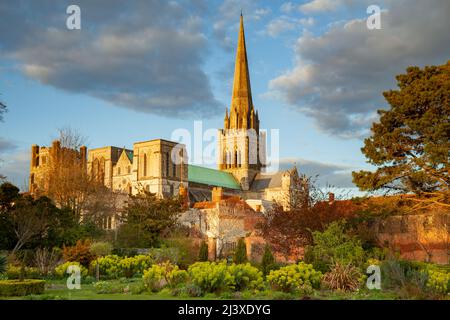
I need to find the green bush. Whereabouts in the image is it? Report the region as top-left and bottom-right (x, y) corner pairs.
(143, 262), (188, 292)
(233, 239), (247, 264)
(90, 255), (153, 279)
(187, 261), (263, 294)
(305, 221), (366, 272)
(261, 245), (277, 276)
(94, 281), (125, 294)
(266, 262), (322, 293)
(188, 261), (235, 293)
(425, 266), (450, 294)
(54, 261), (88, 279)
(228, 263), (264, 291)
(198, 242), (208, 262)
(6, 265), (43, 279)
(0, 279), (45, 296)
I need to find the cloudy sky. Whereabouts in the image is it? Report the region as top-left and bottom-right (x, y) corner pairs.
(0, 0), (449, 194)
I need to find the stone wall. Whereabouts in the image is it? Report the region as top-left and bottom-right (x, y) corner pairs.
(373, 212), (449, 264)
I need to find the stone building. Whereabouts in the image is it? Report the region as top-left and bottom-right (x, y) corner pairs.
(28, 15), (305, 229)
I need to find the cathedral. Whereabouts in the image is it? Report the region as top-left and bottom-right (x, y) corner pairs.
(29, 15), (301, 213)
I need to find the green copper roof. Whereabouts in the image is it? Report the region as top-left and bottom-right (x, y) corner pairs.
(188, 165), (240, 190)
(125, 150), (133, 162)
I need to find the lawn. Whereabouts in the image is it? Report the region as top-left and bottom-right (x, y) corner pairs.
(0, 278), (407, 300)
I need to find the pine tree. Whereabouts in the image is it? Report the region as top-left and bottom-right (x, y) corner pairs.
(198, 241), (208, 262)
(233, 238), (247, 264)
(261, 244), (276, 276)
(352, 61), (450, 207)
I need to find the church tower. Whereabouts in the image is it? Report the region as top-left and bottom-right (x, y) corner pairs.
(219, 14), (266, 190)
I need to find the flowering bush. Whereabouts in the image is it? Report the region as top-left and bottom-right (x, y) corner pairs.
(187, 261), (263, 293)
(266, 262), (322, 293)
(54, 261), (88, 278)
(425, 266), (450, 294)
(188, 261), (235, 293)
(6, 266), (42, 279)
(227, 263), (264, 291)
(143, 262), (187, 292)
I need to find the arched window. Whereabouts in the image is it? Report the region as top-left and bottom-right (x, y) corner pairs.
(234, 150), (238, 167)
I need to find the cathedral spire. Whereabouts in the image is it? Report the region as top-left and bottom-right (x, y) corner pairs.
(230, 14), (253, 129)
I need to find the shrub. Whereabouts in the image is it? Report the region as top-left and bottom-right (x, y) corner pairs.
(118, 255), (154, 278)
(198, 241), (208, 262)
(90, 255), (121, 279)
(425, 266), (450, 295)
(188, 261), (235, 293)
(34, 248), (62, 276)
(322, 262), (363, 292)
(94, 281), (125, 294)
(261, 245), (276, 276)
(305, 221), (366, 272)
(228, 263), (264, 291)
(0, 279), (45, 296)
(266, 262), (322, 293)
(54, 261), (88, 279)
(63, 240), (95, 267)
(187, 261), (263, 294)
(233, 239), (247, 264)
(148, 247), (180, 265)
(0, 256), (7, 274)
(143, 262), (188, 292)
(6, 265), (42, 279)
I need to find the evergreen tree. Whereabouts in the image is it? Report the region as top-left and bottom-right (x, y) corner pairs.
(233, 238), (247, 264)
(353, 61), (450, 207)
(198, 241), (208, 262)
(261, 244), (276, 276)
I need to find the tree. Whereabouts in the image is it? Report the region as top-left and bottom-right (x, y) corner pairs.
(233, 238), (247, 264)
(116, 191), (183, 248)
(353, 61), (450, 208)
(198, 241), (208, 262)
(9, 195), (52, 255)
(90, 241), (113, 281)
(260, 244), (276, 276)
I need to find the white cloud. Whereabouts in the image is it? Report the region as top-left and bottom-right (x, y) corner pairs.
(268, 0), (450, 138)
(280, 2), (296, 13)
(300, 0), (340, 13)
(265, 16), (296, 37)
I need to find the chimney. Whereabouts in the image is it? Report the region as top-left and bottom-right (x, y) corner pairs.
(212, 187), (223, 202)
(328, 192), (335, 204)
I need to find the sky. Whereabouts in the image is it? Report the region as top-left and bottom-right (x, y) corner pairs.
(0, 0), (449, 194)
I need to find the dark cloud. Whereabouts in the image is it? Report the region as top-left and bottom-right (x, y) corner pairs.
(269, 0), (450, 138)
(279, 157), (355, 188)
(0, 149), (29, 190)
(0, 138), (17, 152)
(0, 0), (222, 118)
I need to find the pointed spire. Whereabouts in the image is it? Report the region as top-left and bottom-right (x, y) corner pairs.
(230, 14), (253, 129)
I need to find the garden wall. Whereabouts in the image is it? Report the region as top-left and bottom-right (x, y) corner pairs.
(372, 211), (449, 264)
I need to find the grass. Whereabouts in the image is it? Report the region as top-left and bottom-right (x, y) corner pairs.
(0, 278), (446, 300)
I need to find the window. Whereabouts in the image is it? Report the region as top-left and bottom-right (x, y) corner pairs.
(172, 162), (176, 177)
(127, 166), (131, 174)
(118, 167), (121, 175)
(143, 153), (147, 176)
(107, 217), (112, 230)
(165, 152), (169, 177)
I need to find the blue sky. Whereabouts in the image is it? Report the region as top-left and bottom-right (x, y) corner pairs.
(0, 0), (449, 193)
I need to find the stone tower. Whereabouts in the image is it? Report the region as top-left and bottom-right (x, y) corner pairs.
(218, 14), (265, 190)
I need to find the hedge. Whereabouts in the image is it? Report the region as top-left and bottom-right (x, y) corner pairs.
(0, 280), (46, 296)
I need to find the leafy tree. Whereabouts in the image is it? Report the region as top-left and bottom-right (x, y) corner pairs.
(260, 244), (276, 276)
(116, 191), (183, 248)
(353, 61), (450, 207)
(90, 241), (113, 281)
(233, 238), (247, 264)
(198, 241), (208, 262)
